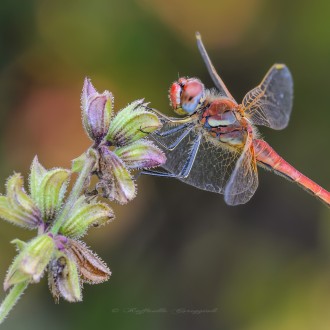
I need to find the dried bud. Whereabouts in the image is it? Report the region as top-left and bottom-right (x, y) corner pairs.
(48, 251), (82, 303)
(97, 146), (136, 204)
(4, 234), (55, 290)
(60, 196), (114, 238)
(66, 239), (111, 284)
(106, 100), (162, 146)
(81, 78), (113, 143)
(115, 140), (166, 169)
(0, 173), (41, 229)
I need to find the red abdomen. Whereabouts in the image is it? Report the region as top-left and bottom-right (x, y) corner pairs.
(253, 139), (330, 206)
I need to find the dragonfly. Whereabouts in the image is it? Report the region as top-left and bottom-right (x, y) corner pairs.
(143, 32), (330, 207)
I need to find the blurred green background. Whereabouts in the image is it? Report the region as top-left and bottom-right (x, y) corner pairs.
(1, 0), (330, 329)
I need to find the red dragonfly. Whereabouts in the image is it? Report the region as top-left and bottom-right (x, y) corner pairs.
(144, 32), (330, 206)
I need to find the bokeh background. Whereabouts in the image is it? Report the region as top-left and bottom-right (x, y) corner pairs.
(1, 0), (330, 329)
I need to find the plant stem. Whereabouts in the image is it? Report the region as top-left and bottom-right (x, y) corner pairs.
(51, 151), (96, 235)
(0, 281), (29, 324)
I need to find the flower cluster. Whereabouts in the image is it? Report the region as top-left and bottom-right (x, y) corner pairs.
(0, 78), (166, 315)
(77, 78), (166, 204)
(0, 157), (113, 301)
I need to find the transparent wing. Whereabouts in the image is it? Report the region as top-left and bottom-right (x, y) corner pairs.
(224, 132), (259, 205)
(242, 64), (293, 130)
(196, 32), (237, 103)
(152, 121), (241, 194)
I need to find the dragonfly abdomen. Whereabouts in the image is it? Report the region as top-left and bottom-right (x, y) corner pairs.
(254, 139), (330, 206)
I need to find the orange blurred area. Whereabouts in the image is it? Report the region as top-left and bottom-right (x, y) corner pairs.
(0, 0), (330, 329)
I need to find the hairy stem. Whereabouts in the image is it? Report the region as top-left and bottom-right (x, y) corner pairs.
(51, 151), (96, 235)
(0, 281), (29, 324)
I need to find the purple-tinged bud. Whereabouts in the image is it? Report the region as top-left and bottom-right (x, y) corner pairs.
(81, 78), (113, 143)
(115, 140), (166, 169)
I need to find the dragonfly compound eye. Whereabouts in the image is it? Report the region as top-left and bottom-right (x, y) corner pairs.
(170, 78), (205, 116)
(180, 78), (205, 115)
(169, 81), (183, 111)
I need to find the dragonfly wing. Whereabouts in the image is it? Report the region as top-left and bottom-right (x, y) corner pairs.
(242, 64), (293, 130)
(224, 132), (259, 205)
(196, 32), (237, 102)
(153, 122), (240, 194)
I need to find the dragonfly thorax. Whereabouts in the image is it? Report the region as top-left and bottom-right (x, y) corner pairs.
(199, 98), (246, 147)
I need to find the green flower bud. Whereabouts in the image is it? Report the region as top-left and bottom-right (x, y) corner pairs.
(0, 174), (41, 229)
(66, 239), (111, 284)
(115, 140), (166, 169)
(29, 157), (71, 222)
(81, 78), (113, 143)
(60, 196), (114, 238)
(106, 100), (162, 146)
(98, 146), (136, 204)
(4, 234), (55, 290)
(48, 251), (82, 303)
(34, 168), (70, 221)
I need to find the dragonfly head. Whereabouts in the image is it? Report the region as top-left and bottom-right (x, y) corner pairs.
(169, 77), (205, 116)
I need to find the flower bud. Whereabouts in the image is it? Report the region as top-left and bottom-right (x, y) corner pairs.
(60, 196), (114, 238)
(4, 234), (55, 290)
(81, 78), (113, 143)
(0, 174), (41, 229)
(115, 140), (166, 169)
(106, 100), (162, 146)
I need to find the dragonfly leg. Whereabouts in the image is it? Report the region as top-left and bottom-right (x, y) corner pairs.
(179, 133), (202, 178)
(146, 107), (193, 124)
(141, 134), (202, 179)
(154, 123), (191, 137)
(155, 125), (194, 151)
(138, 169), (178, 178)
